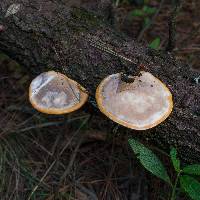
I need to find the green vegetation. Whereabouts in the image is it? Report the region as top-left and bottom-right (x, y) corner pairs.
(129, 138), (200, 200)
(149, 37), (161, 49)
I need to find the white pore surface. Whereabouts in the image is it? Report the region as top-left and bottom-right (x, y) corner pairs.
(30, 71), (80, 109)
(102, 72), (172, 129)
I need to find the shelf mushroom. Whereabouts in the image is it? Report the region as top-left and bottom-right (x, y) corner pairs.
(96, 71), (173, 130)
(29, 71), (88, 114)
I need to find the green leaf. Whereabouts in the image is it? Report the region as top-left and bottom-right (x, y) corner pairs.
(143, 5), (157, 15)
(131, 9), (144, 17)
(170, 147), (180, 172)
(128, 138), (171, 184)
(149, 37), (160, 50)
(183, 164), (200, 176)
(143, 17), (151, 28)
(180, 175), (200, 200)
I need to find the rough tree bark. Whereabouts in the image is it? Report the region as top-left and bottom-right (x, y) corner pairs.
(0, 0), (200, 162)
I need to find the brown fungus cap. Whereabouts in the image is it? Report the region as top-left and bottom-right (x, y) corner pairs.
(29, 71), (88, 114)
(96, 71), (173, 130)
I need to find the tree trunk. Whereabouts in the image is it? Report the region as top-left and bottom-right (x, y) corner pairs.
(0, 0), (200, 162)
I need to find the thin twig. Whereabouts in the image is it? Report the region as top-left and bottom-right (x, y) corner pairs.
(173, 47), (200, 52)
(115, 0), (120, 7)
(166, 0), (182, 51)
(59, 135), (84, 182)
(137, 0), (165, 42)
(27, 160), (56, 200)
(27, 116), (90, 200)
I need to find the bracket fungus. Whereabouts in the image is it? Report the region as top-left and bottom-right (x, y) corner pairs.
(96, 71), (173, 130)
(29, 71), (88, 114)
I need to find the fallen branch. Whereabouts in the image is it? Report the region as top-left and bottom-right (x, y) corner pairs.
(0, 0), (199, 162)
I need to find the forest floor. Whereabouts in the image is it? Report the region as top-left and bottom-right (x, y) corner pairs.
(0, 0), (199, 199)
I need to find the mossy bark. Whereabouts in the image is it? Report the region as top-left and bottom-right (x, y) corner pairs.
(0, 0), (200, 162)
